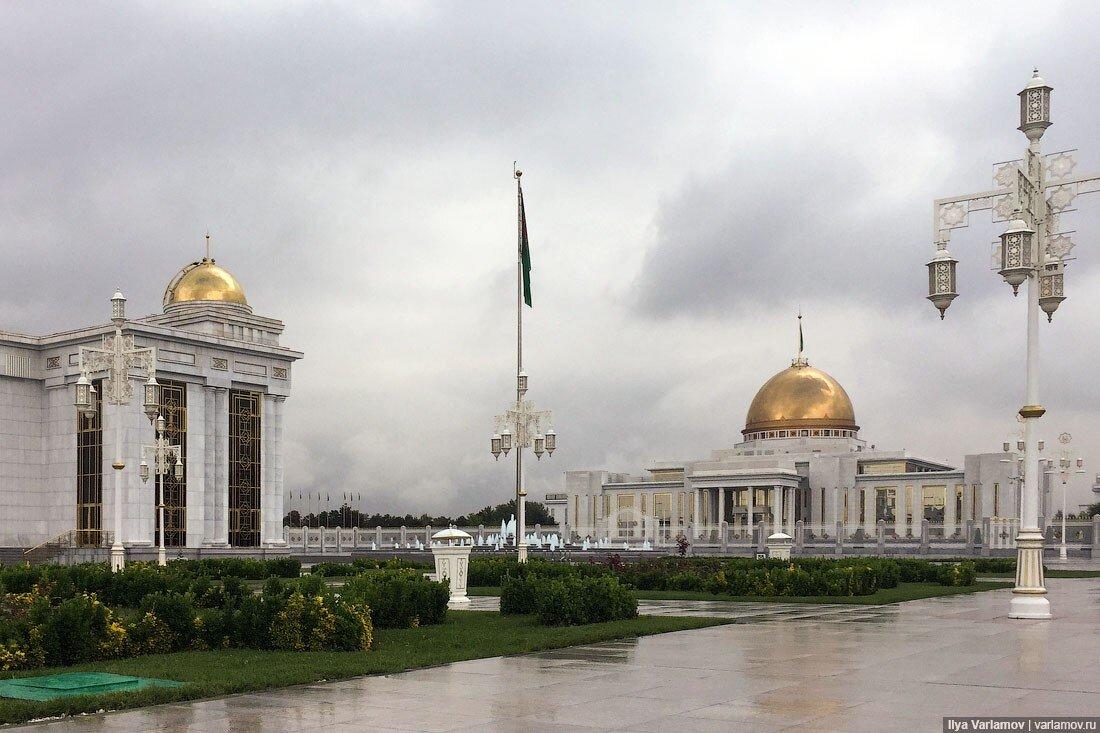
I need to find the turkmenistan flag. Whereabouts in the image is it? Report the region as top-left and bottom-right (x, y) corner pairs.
(518, 181), (532, 307)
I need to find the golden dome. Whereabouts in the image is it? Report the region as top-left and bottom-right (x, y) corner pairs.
(165, 259), (248, 306)
(743, 359), (858, 437)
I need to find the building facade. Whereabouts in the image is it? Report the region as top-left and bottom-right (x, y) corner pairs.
(546, 350), (1054, 543)
(0, 256), (302, 549)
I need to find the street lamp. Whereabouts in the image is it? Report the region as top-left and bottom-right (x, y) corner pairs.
(75, 290), (157, 572)
(926, 69), (1100, 619)
(1045, 433), (1085, 562)
(491, 373), (555, 562)
(140, 413), (184, 567)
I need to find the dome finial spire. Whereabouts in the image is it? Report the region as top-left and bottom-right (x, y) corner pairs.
(204, 231), (211, 261)
(793, 308), (808, 366)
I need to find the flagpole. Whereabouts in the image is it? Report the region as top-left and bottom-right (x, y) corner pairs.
(515, 167), (527, 562)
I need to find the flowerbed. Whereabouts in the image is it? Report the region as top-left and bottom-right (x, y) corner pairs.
(0, 577), (372, 672)
(0, 559), (450, 673)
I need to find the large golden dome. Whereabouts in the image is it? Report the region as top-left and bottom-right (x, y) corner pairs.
(743, 359), (858, 438)
(164, 258), (248, 306)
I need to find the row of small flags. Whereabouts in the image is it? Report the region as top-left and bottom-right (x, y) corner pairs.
(294, 492), (363, 502)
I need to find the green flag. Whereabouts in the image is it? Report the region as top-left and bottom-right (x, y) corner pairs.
(518, 181), (532, 307)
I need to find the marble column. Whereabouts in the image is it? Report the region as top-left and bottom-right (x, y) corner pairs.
(944, 485), (957, 538)
(693, 489), (701, 538)
(212, 387), (229, 546)
(717, 488), (725, 529)
(185, 383), (206, 548)
(894, 488), (905, 538)
(746, 487), (754, 540)
(862, 487), (875, 534)
(202, 387), (216, 544)
(847, 486), (859, 535)
(770, 486), (780, 535)
(268, 396), (286, 546)
(786, 488), (795, 535)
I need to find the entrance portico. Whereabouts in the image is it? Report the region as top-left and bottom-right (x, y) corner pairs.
(690, 470), (801, 540)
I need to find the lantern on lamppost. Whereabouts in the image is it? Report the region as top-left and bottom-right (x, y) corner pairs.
(998, 216), (1036, 296)
(74, 373), (96, 418)
(1038, 260), (1066, 322)
(143, 374), (160, 422)
(926, 240), (958, 319)
(500, 428), (512, 455)
(490, 433), (503, 460)
(110, 289), (127, 323)
(1018, 69), (1053, 142)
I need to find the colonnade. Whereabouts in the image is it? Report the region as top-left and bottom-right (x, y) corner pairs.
(693, 485), (798, 539)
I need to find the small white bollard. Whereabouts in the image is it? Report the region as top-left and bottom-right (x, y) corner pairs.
(431, 527), (473, 608)
(766, 532), (793, 560)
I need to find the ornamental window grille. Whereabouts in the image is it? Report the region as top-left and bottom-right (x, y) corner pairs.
(76, 379), (103, 547)
(1021, 88), (1050, 126)
(229, 390), (262, 547)
(156, 380), (187, 547)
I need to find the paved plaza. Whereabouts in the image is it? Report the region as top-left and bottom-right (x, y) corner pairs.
(10, 579), (1100, 732)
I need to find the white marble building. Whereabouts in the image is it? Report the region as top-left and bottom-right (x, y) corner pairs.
(0, 255), (302, 550)
(546, 348), (1054, 543)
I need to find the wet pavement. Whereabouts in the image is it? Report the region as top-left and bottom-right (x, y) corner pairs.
(8, 579), (1099, 732)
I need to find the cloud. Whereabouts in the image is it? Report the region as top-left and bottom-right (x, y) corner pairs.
(2, 2), (1100, 511)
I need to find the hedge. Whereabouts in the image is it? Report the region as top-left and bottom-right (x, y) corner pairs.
(500, 574), (637, 625)
(474, 555), (977, 599)
(340, 571), (449, 629)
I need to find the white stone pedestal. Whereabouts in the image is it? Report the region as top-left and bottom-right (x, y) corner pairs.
(766, 532), (793, 560)
(431, 527), (473, 608)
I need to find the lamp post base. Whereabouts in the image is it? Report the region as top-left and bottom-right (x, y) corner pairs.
(517, 543), (528, 563)
(110, 543), (126, 573)
(1009, 532), (1051, 619)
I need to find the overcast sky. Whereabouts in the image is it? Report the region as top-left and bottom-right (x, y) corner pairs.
(3, 1), (1099, 513)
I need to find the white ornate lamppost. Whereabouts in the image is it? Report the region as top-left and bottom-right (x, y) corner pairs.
(1045, 432), (1084, 562)
(928, 69), (1100, 618)
(75, 290), (159, 572)
(139, 413), (183, 567)
(491, 377), (555, 562)
(490, 168), (557, 563)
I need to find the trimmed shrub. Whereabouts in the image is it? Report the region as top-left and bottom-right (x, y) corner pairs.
(138, 592), (197, 651)
(341, 571), (449, 629)
(536, 576), (637, 626)
(500, 574), (542, 615)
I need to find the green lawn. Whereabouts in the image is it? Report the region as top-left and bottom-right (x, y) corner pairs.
(0, 611), (728, 726)
(467, 581), (1012, 605)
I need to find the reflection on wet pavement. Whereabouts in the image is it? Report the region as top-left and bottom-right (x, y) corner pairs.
(8, 580), (1098, 732)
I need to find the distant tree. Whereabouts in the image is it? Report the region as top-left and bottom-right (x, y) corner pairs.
(1076, 501), (1100, 519)
(283, 498), (558, 528)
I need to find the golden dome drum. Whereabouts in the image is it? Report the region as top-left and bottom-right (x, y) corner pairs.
(164, 259), (248, 307)
(743, 361), (858, 438)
